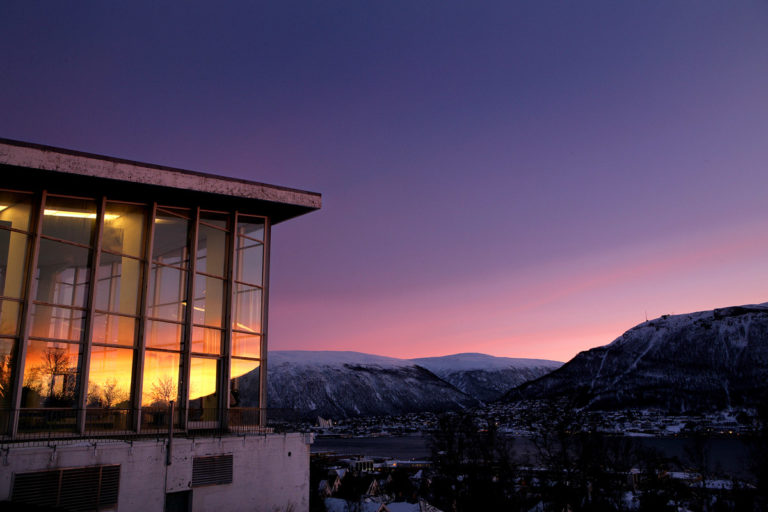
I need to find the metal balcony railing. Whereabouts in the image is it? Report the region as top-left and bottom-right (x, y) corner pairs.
(0, 406), (303, 447)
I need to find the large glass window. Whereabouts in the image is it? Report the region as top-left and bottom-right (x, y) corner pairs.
(194, 273), (224, 328)
(189, 356), (218, 423)
(230, 359), (260, 408)
(21, 340), (80, 408)
(95, 254), (142, 316)
(101, 203), (146, 258)
(2, 189), (271, 434)
(189, 210), (228, 426)
(0, 300), (21, 337)
(92, 313), (136, 346)
(142, 350), (181, 407)
(233, 216), (264, 336)
(0, 338), (14, 409)
(87, 346), (133, 409)
(0, 190), (33, 420)
(196, 221), (227, 278)
(34, 239), (91, 308)
(0, 230), (30, 299)
(29, 304), (86, 342)
(191, 326), (221, 356)
(23, 195), (96, 419)
(232, 332), (261, 359)
(148, 265), (187, 321)
(229, 214), (265, 423)
(0, 190), (33, 232)
(152, 209), (190, 267)
(145, 320), (183, 351)
(41, 196), (97, 246)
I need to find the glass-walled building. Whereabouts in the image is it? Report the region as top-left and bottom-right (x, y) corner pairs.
(0, 138), (321, 438)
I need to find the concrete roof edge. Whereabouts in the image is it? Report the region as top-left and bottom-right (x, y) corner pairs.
(0, 138), (321, 210)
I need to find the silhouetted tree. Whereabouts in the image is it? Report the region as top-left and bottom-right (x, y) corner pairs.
(428, 412), (521, 511)
(149, 375), (177, 406)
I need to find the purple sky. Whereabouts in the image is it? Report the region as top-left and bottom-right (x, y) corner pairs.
(2, 1), (767, 361)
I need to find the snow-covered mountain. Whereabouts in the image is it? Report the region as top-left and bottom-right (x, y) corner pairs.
(411, 353), (562, 402)
(265, 351), (477, 419)
(262, 351), (560, 419)
(509, 303), (768, 412)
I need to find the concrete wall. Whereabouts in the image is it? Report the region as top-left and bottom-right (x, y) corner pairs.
(0, 433), (313, 512)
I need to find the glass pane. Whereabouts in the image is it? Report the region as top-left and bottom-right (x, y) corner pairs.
(0, 300), (21, 336)
(0, 190), (33, 232)
(189, 357), (218, 401)
(233, 284), (262, 334)
(234, 238), (263, 286)
(236, 216), (264, 241)
(191, 326), (221, 355)
(200, 211), (228, 230)
(42, 196), (97, 245)
(92, 313), (136, 346)
(196, 224), (227, 277)
(21, 340), (80, 408)
(102, 202), (147, 258)
(141, 350), (181, 407)
(230, 358), (259, 407)
(232, 331), (261, 359)
(0, 338), (15, 409)
(193, 274), (223, 328)
(87, 346), (133, 409)
(29, 305), (86, 342)
(145, 320), (183, 351)
(95, 253), (142, 315)
(189, 357), (219, 423)
(147, 264), (187, 322)
(35, 239), (91, 307)
(152, 209), (190, 267)
(0, 230), (30, 298)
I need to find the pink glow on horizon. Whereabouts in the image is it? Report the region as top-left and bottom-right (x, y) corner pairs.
(2, 2), (767, 365)
(271, 218), (768, 362)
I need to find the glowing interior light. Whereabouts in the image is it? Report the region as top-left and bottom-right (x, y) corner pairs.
(235, 322), (258, 333)
(43, 209), (120, 220)
(0, 205), (8, 213)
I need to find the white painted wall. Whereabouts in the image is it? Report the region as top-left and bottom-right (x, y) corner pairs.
(0, 433), (313, 512)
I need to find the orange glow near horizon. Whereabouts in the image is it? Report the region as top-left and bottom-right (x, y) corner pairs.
(271, 219), (768, 362)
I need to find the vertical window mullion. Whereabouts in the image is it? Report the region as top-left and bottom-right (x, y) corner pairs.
(180, 207), (200, 431)
(77, 197), (105, 434)
(8, 191), (45, 437)
(259, 218), (270, 426)
(133, 202), (157, 433)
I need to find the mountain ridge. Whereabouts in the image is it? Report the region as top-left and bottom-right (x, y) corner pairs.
(508, 302), (768, 412)
(265, 351), (562, 418)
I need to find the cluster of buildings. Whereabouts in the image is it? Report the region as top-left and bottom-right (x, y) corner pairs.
(314, 453), (439, 512)
(311, 413), (438, 438)
(305, 405), (754, 441)
(482, 401), (756, 437)
(0, 139), (320, 511)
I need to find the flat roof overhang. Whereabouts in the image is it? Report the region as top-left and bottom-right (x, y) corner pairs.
(0, 138), (321, 223)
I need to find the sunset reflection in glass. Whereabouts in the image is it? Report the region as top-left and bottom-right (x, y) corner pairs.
(2, 189), (270, 431)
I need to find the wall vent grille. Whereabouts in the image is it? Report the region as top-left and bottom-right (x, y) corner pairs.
(12, 465), (120, 511)
(192, 454), (233, 487)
